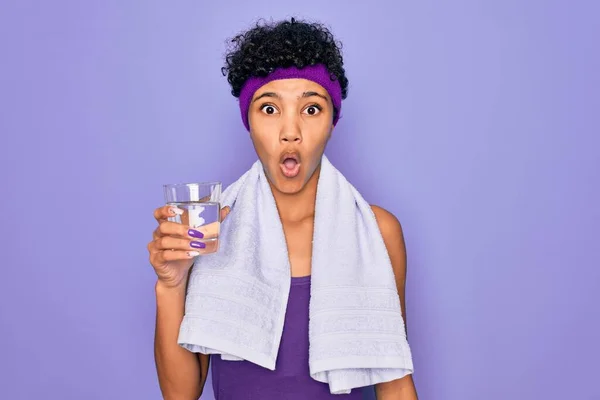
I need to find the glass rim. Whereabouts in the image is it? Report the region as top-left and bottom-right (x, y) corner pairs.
(163, 181), (222, 189)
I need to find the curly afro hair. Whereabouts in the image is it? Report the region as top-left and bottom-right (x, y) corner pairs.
(222, 17), (349, 101)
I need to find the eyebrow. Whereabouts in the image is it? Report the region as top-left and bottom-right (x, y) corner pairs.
(252, 92), (280, 102)
(302, 91), (329, 101)
(252, 91), (330, 103)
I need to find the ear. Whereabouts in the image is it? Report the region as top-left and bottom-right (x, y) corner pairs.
(220, 206), (231, 222)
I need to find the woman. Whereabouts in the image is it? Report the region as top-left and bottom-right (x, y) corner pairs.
(148, 18), (418, 399)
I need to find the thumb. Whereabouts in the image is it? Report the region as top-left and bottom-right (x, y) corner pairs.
(220, 206), (231, 222)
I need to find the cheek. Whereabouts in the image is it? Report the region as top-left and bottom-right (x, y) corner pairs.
(303, 134), (329, 170)
(250, 130), (279, 162)
(304, 128), (331, 150)
(250, 110), (281, 131)
(305, 117), (333, 142)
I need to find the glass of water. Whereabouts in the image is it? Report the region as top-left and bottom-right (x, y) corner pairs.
(163, 182), (222, 253)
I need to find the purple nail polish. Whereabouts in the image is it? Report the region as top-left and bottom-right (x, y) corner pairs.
(188, 229), (204, 238)
(190, 241), (206, 249)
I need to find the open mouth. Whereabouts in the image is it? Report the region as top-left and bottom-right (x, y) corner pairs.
(280, 152), (301, 178)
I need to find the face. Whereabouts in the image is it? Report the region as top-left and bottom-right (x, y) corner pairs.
(248, 78), (335, 195)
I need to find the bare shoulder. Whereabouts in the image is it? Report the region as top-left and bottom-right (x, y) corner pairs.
(370, 205), (407, 284)
(371, 205), (409, 324)
(370, 205), (404, 242)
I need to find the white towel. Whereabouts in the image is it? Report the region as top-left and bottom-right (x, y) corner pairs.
(178, 155), (413, 394)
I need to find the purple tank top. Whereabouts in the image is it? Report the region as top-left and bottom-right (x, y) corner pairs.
(210, 276), (363, 399)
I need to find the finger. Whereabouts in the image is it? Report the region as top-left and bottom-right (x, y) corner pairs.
(156, 221), (205, 240)
(199, 238), (219, 254)
(194, 221), (221, 240)
(153, 225), (164, 240)
(220, 206), (231, 221)
(147, 240), (157, 254)
(154, 238), (219, 255)
(154, 222), (208, 243)
(155, 236), (207, 252)
(151, 249), (200, 265)
(154, 205), (184, 222)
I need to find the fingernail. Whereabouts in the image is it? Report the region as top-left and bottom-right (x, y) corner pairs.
(190, 241), (206, 249)
(170, 207), (184, 216)
(188, 229), (204, 238)
(187, 251), (200, 257)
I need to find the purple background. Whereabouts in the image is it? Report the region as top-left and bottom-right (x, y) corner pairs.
(1, 1), (599, 399)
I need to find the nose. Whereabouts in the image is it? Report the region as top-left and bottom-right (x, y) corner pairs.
(279, 114), (302, 144)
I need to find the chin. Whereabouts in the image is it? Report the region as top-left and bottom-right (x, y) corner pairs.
(272, 177), (305, 194)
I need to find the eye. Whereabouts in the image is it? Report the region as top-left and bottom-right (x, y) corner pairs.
(303, 104), (322, 116)
(260, 104), (279, 115)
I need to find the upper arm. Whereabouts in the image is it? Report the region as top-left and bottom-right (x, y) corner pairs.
(198, 353), (210, 395)
(371, 205), (408, 332)
(371, 206), (418, 396)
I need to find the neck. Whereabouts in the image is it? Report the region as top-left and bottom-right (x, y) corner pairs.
(270, 163), (321, 223)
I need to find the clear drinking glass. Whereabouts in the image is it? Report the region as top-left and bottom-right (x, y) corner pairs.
(163, 182), (222, 253)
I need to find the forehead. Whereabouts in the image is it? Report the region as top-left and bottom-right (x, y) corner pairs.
(255, 78), (328, 97)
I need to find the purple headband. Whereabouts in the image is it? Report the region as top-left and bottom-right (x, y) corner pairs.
(238, 64), (342, 130)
